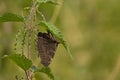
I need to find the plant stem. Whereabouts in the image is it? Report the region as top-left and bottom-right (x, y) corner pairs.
(25, 71), (29, 80)
(106, 55), (120, 80)
(50, 0), (63, 23)
(29, 0), (37, 29)
(28, 0), (37, 58)
(37, 9), (46, 21)
(27, 0), (38, 80)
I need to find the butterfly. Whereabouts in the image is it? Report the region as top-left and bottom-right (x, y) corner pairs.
(37, 31), (59, 67)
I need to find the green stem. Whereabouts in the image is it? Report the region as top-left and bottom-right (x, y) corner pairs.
(28, 0), (37, 57)
(27, 0), (38, 80)
(50, 0), (63, 23)
(25, 70), (29, 80)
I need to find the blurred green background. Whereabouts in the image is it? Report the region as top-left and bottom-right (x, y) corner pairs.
(1, 0), (120, 80)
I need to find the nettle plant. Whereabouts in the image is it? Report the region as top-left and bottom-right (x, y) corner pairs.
(1, 0), (72, 80)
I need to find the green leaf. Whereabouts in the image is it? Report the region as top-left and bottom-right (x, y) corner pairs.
(39, 21), (73, 59)
(30, 66), (54, 80)
(0, 13), (24, 22)
(37, 0), (59, 5)
(40, 67), (54, 80)
(8, 54), (32, 71)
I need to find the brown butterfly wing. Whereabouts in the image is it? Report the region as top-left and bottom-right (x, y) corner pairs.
(37, 32), (59, 67)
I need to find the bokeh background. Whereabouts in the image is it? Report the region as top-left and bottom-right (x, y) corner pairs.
(1, 0), (120, 80)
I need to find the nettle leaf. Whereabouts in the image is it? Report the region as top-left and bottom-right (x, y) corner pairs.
(30, 66), (54, 80)
(37, 0), (58, 5)
(8, 54), (32, 71)
(0, 13), (24, 22)
(39, 21), (73, 59)
(40, 67), (54, 80)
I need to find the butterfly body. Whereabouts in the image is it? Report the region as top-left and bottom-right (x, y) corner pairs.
(37, 32), (59, 67)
